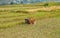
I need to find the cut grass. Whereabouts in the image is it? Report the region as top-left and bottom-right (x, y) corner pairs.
(0, 4), (60, 38)
(0, 11), (60, 28)
(0, 4), (60, 28)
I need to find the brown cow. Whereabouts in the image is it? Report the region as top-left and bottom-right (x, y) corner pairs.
(25, 17), (36, 24)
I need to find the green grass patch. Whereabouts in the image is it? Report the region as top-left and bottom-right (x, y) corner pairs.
(0, 4), (60, 28)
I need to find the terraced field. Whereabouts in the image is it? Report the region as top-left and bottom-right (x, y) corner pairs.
(0, 4), (60, 38)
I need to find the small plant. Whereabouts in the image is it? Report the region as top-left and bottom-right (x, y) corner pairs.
(44, 3), (49, 6)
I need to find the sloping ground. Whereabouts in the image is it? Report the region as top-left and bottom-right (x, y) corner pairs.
(0, 17), (60, 38)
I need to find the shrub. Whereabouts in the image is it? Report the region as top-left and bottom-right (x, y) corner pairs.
(44, 3), (48, 6)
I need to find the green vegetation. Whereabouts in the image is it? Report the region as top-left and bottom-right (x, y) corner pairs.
(0, 8), (60, 28)
(0, 2), (60, 38)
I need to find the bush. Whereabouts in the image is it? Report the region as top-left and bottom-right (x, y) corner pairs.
(44, 3), (48, 6)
